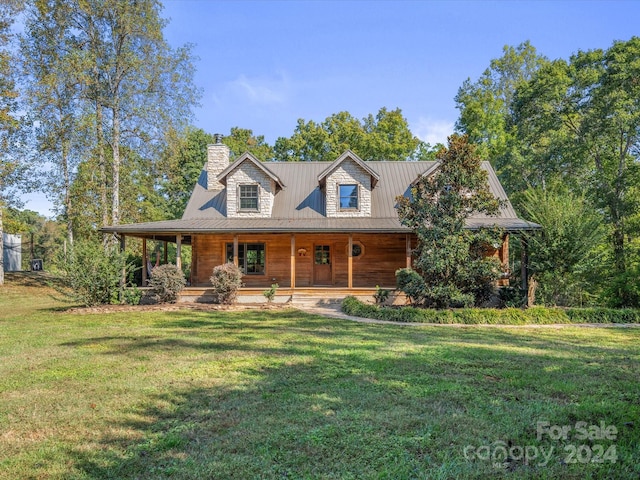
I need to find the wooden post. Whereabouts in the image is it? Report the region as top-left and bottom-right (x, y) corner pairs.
(119, 235), (126, 303)
(233, 235), (239, 267)
(521, 235), (529, 304)
(176, 235), (182, 271)
(290, 234), (296, 290)
(142, 238), (147, 285)
(348, 234), (353, 289)
(406, 234), (412, 269)
(163, 241), (168, 264)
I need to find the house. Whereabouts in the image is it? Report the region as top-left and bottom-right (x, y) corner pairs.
(102, 139), (540, 300)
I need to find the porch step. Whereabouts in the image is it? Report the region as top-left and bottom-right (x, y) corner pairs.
(290, 293), (347, 308)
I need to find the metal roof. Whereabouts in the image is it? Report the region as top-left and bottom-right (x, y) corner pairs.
(102, 160), (541, 237)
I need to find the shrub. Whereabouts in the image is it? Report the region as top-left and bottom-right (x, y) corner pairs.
(148, 264), (186, 303)
(374, 285), (390, 304)
(122, 285), (143, 305)
(263, 283), (279, 303)
(55, 240), (130, 307)
(341, 296), (640, 324)
(395, 268), (426, 305)
(210, 263), (243, 304)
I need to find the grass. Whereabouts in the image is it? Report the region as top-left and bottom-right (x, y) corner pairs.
(0, 273), (639, 479)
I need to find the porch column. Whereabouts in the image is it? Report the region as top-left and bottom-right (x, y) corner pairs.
(290, 234), (296, 289)
(176, 234), (182, 271)
(521, 235), (529, 305)
(233, 235), (239, 267)
(119, 235), (126, 302)
(163, 241), (168, 264)
(348, 234), (353, 289)
(406, 234), (412, 268)
(142, 238), (148, 285)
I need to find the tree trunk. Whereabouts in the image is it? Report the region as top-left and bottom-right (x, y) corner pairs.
(111, 103), (120, 227)
(62, 140), (73, 246)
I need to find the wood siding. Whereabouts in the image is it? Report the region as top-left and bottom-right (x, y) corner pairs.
(191, 233), (410, 288)
(191, 232), (510, 288)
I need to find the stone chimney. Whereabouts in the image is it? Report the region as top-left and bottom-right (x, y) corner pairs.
(207, 134), (230, 190)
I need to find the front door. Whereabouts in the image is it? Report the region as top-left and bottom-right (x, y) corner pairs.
(313, 245), (332, 285)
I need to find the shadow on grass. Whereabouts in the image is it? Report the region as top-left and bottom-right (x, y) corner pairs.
(64, 315), (640, 479)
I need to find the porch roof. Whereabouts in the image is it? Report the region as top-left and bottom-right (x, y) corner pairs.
(101, 216), (540, 239)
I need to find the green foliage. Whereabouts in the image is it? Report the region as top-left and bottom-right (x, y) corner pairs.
(210, 262), (243, 304)
(455, 41), (548, 182)
(520, 186), (605, 306)
(396, 134), (503, 308)
(274, 107), (420, 161)
(148, 263), (186, 304)
(223, 127), (274, 161)
(55, 240), (129, 306)
(342, 296), (640, 324)
(122, 285), (142, 305)
(395, 268), (426, 305)
(373, 285), (390, 304)
(262, 283), (279, 303)
(511, 37), (640, 306)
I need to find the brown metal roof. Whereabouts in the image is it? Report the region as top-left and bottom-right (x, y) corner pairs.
(102, 160), (540, 237)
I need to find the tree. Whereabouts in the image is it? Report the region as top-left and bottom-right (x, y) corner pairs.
(274, 107), (420, 162)
(455, 42), (548, 192)
(396, 134), (503, 308)
(20, 0), (86, 246)
(159, 127), (215, 219)
(223, 127), (274, 161)
(512, 37), (640, 306)
(520, 186), (605, 306)
(75, 0), (199, 229)
(0, 0), (25, 285)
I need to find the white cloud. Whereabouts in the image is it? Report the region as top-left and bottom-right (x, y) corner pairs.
(412, 117), (455, 146)
(227, 72), (290, 105)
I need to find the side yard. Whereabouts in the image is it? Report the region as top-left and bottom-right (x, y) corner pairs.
(0, 278), (638, 479)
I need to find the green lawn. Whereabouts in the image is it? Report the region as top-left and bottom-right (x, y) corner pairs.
(0, 275), (639, 479)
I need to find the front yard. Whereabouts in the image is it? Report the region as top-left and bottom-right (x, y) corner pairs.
(0, 276), (638, 479)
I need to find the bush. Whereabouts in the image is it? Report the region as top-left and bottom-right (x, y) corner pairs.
(210, 263), (243, 304)
(263, 283), (278, 303)
(341, 296), (640, 324)
(148, 264), (186, 303)
(55, 240), (130, 307)
(395, 268), (426, 305)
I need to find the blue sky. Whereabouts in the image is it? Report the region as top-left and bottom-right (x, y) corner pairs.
(22, 0), (640, 216)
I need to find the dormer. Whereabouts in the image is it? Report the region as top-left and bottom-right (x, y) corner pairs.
(217, 152), (285, 218)
(318, 150), (379, 218)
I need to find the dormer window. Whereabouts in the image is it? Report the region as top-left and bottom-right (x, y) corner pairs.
(339, 184), (359, 210)
(239, 184), (259, 211)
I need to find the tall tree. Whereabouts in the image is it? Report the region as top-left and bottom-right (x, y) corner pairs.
(74, 0), (199, 228)
(20, 0), (200, 242)
(21, 0), (85, 246)
(274, 107), (420, 162)
(0, 0), (24, 285)
(455, 42), (547, 191)
(396, 134), (503, 308)
(513, 37), (640, 305)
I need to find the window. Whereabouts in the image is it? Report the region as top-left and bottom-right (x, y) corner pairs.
(239, 184), (259, 211)
(345, 241), (365, 258)
(339, 184), (359, 210)
(226, 243), (265, 275)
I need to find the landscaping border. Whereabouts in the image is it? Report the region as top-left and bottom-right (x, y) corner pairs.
(341, 296), (640, 325)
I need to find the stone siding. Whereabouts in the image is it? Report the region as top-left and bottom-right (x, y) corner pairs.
(325, 158), (372, 217)
(226, 162), (275, 217)
(207, 143), (231, 190)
